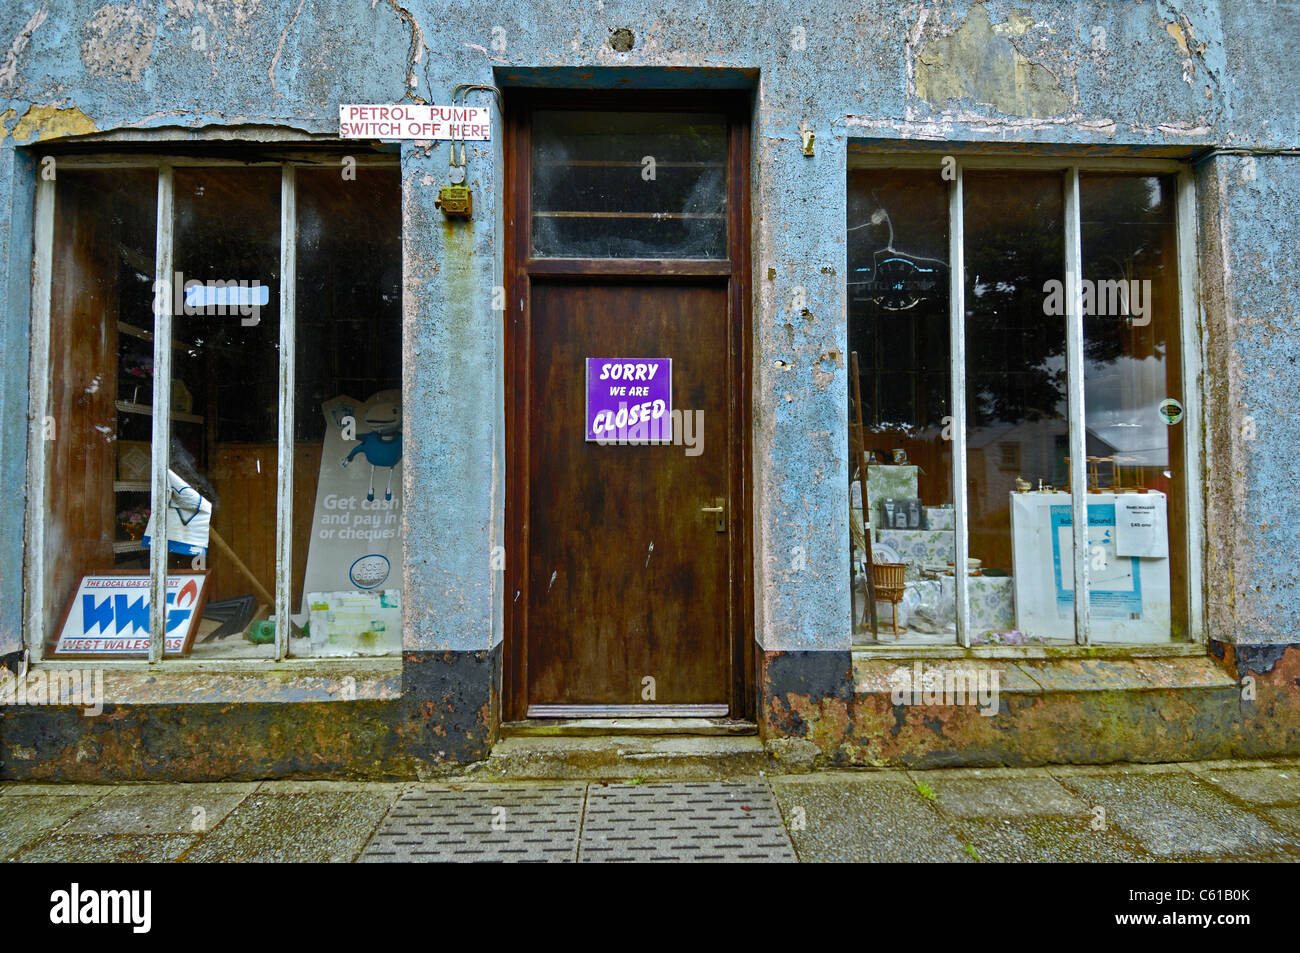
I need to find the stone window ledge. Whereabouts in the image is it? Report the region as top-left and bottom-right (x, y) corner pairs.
(854, 651), (1234, 695)
(852, 642), (1206, 661)
(3, 658), (402, 706)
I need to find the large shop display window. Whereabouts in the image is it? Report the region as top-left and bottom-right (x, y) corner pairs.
(33, 158), (402, 661)
(847, 160), (1194, 647)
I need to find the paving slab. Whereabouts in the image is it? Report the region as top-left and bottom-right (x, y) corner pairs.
(580, 781), (795, 863)
(950, 816), (1152, 863)
(1047, 762), (1193, 777)
(907, 766), (1061, 781)
(257, 780), (409, 795)
(1262, 807), (1300, 837)
(483, 735), (767, 780)
(1052, 772), (1295, 859)
(0, 795), (103, 860)
(916, 774), (1088, 819)
(1186, 766), (1300, 806)
(184, 791), (398, 862)
(62, 783), (258, 835)
(14, 834), (198, 862)
(770, 774), (971, 862)
(1, 783), (120, 796)
(360, 783), (585, 862)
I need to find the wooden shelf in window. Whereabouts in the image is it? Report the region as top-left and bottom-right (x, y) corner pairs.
(114, 481), (150, 493)
(115, 400), (204, 424)
(532, 211), (725, 220)
(117, 321), (197, 352)
(113, 541), (146, 554)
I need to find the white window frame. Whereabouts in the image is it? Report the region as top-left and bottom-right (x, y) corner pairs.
(24, 152), (399, 665)
(849, 153), (1206, 648)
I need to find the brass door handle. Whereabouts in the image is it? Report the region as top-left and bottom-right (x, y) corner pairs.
(700, 497), (726, 532)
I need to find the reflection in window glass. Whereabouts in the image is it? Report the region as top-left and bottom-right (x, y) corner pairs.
(43, 170), (157, 655)
(847, 170), (956, 643)
(531, 111), (727, 259)
(291, 168), (403, 656)
(964, 171), (1068, 645)
(1079, 173), (1183, 641)
(170, 168), (282, 659)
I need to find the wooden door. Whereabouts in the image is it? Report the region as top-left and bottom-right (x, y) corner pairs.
(526, 281), (729, 711)
(506, 91), (752, 719)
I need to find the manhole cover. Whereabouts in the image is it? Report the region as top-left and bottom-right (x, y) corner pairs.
(579, 781), (797, 862)
(360, 783), (584, 862)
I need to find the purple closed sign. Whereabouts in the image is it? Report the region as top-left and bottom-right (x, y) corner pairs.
(586, 358), (673, 443)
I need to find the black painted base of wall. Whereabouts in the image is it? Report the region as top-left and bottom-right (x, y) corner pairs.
(0, 645), (501, 782)
(757, 647), (854, 738)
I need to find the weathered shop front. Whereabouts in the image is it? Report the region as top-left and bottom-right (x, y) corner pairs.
(1, 1), (1298, 780)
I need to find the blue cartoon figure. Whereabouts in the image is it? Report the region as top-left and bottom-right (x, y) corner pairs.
(341, 399), (403, 501)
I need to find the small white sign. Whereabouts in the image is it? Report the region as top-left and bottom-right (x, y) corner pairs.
(1114, 493), (1169, 558)
(338, 104), (491, 140)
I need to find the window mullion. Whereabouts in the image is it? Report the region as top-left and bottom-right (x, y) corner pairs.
(948, 166), (971, 648)
(274, 165), (297, 661)
(1175, 170), (1205, 642)
(23, 173), (56, 664)
(149, 165), (175, 663)
(1063, 166), (1091, 645)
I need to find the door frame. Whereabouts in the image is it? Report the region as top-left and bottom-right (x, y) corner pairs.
(503, 88), (754, 721)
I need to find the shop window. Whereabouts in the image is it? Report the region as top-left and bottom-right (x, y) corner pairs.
(31, 156), (402, 662)
(848, 159), (1195, 646)
(846, 170), (955, 639)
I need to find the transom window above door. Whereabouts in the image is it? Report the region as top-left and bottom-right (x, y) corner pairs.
(529, 110), (728, 260)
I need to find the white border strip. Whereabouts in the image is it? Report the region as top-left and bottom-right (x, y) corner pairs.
(22, 173), (55, 664)
(1063, 167), (1091, 645)
(149, 165), (175, 663)
(275, 165), (297, 660)
(1176, 170), (1206, 642)
(949, 166), (971, 647)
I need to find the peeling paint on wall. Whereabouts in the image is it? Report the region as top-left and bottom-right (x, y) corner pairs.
(0, 4), (48, 88)
(914, 5), (1068, 117)
(81, 2), (156, 81)
(1, 104), (97, 142)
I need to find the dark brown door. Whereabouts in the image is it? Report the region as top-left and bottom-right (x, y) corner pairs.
(506, 91), (752, 719)
(526, 281), (730, 711)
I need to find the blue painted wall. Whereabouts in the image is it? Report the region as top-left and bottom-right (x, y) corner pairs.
(0, 0), (1296, 661)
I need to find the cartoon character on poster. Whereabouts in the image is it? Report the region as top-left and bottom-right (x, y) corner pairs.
(339, 397), (402, 502)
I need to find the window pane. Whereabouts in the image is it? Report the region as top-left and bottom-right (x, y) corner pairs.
(965, 171), (1069, 645)
(43, 169), (157, 655)
(291, 167), (403, 657)
(847, 169), (956, 643)
(531, 110), (727, 259)
(1079, 173), (1182, 642)
(170, 168), (281, 658)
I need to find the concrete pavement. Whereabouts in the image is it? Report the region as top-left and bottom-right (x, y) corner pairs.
(2, 758), (1299, 862)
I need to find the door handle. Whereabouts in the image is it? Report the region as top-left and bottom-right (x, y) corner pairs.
(700, 497), (726, 533)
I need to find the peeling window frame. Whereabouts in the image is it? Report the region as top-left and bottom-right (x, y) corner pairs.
(24, 151), (401, 666)
(847, 153), (1206, 648)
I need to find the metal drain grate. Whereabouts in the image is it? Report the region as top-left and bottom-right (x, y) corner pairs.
(359, 784), (585, 862)
(579, 781), (797, 862)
